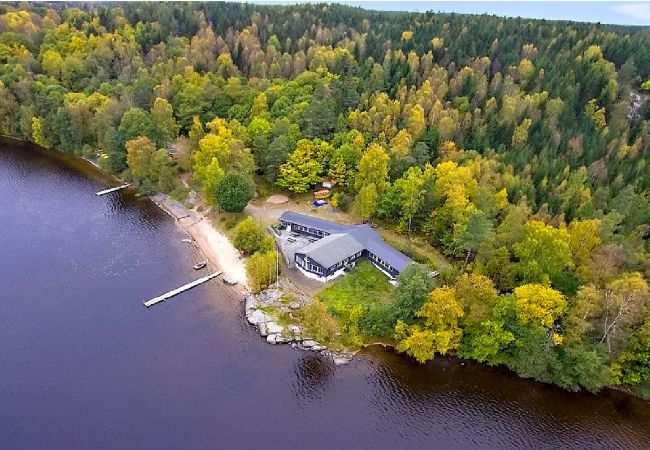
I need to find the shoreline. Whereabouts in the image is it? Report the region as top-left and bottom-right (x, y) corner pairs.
(0, 136), (250, 294)
(151, 193), (249, 293)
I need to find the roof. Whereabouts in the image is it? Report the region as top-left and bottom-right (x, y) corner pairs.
(280, 211), (414, 272)
(347, 225), (413, 271)
(279, 211), (347, 234)
(297, 233), (364, 269)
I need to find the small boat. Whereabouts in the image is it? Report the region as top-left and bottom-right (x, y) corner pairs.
(222, 276), (238, 286)
(182, 238), (192, 244)
(193, 261), (207, 270)
(313, 189), (331, 199)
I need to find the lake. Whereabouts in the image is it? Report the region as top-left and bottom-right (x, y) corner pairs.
(1, 138), (648, 449)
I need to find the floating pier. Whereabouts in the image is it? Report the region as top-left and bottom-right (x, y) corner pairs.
(143, 271), (222, 308)
(95, 184), (131, 196)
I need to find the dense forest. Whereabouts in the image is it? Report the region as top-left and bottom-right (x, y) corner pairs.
(1, 2), (649, 395)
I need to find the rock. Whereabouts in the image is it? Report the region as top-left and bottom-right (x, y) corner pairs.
(266, 321), (283, 335)
(289, 302), (301, 310)
(333, 357), (351, 366)
(267, 334), (279, 344)
(258, 322), (269, 336)
(311, 345), (326, 351)
(247, 309), (273, 326)
(266, 289), (282, 302)
(245, 294), (259, 315)
(302, 339), (318, 348)
(288, 325), (301, 335)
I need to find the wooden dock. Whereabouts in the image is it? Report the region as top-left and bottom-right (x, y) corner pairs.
(95, 184), (131, 196)
(143, 271), (222, 308)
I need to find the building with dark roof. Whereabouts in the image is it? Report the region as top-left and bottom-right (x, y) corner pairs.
(278, 211), (414, 281)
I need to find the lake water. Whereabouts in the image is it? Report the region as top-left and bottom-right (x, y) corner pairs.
(1, 138), (649, 449)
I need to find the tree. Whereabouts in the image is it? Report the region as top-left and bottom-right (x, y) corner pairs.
(328, 155), (348, 186)
(353, 182), (378, 222)
(118, 107), (158, 153)
(276, 139), (323, 193)
(212, 172), (255, 213)
(197, 158), (224, 202)
(457, 210), (493, 268)
(262, 134), (293, 182)
(394, 281), (467, 363)
(246, 250), (280, 293)
(233, 217), (273, 255)
(394, 322), (437, 363)
(391, 263), (435, 323)
(399, 167), (426, 231)
(513, 220), (573, 285)
(31, 117), (50, 148)
(125, 136), (175, 193)
(612, 322), (650, 386)
(512, 284), (567, 328)
(455, 273), (499, 327)
(302, 83), (336, 138)
(459, 320), (514, 364)
(126, 136), (157, 178)
(151, 97), (179, 147)
(300, 300), (339, 345)
(356, 143), (389, 193)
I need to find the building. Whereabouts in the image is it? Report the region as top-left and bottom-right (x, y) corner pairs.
(277, 211), (414, 282)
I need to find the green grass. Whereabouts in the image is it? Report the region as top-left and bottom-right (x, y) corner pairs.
(316, 260), (394, 318)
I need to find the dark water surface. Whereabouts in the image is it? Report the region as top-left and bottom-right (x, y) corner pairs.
(1, 139), (649, 450)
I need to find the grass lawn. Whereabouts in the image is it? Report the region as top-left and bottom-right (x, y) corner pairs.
(316, 260), (394, 318)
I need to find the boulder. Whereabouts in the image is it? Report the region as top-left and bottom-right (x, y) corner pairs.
(288, 325), (301, 335)
(302, 339), (318, 348)
(258, 322), (269, 336)
(311, 345), (326, 351)
(266, 321), (283, 335)
(245, 294), (259, 315)
(333, 357), (351, 366)
(266, 334), (279, 344)
(247, 309), (273, 326)
(289, 302), (301, 310)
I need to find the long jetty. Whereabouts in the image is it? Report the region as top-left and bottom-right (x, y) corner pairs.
(95, 184), (131, 196)
(143, 271), (222, 308)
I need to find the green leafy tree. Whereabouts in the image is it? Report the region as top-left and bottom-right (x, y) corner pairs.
(212, 172), (255, 213)
(353, 182), (378, 222)
(276, 139), (323, 192)
(233, 217), (273, 255)
(151, 97), (179, 147)
(513, 220), (573, 285)
(391, 263), (435, 324)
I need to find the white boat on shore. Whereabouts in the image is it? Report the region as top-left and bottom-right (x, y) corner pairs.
(222, 276), (238, 285)
(193, 261), (207, 270)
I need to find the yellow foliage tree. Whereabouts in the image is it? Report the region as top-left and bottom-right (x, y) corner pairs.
(513, 284), (567, 328)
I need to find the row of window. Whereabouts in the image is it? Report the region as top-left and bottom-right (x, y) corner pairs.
(296, 255), (323, 274)
(291, 224), (327, 237)
(368, 252), (394, 272)
(329, 251), (363, 270)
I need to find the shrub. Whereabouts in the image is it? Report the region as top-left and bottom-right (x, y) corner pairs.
(300, 300), (339, 345)
(246, 250), (280, 293)
(233, 217), (271, 255)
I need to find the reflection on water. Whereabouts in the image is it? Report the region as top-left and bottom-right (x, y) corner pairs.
(1, 138), (649, 450)
(292, 354), (335, 401)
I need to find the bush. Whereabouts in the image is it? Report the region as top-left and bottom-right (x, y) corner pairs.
(246, 250), (280, 293)
(300, 300), (339, 345)
(233, 217), (272, 255)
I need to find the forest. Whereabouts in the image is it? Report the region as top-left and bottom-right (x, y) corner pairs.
(0, 2), (648, 395)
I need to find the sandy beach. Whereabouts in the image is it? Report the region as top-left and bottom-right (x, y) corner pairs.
(151, 194), (248, 291)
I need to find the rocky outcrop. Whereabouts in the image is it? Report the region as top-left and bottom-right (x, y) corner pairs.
(244, 286), (354, 365)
